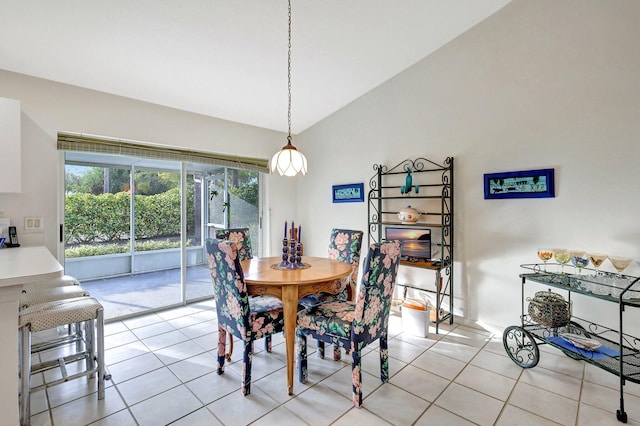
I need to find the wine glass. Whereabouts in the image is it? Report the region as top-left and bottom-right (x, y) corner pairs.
(587, 252), (608, 294)
(570, 250), (589, 275)
(537, 248), (554, 272)
(554, 249), (571, 274)
(608, 256), (632, 275)
(608, 256), (632, 297)
(588, 252), (607, 276)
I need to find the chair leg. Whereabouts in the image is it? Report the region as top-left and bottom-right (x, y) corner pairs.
(352, 348), (362, 408)
(344, 281), (354, 357)
(75, 321), (83, 352)
(226, 333), (233, 361)
(242, 340), (253, 396)
(265, 335), (272, 352)
(20, 325), (31, 426)
(217, 326), (227, 375)
(97, 308), (107, 400)
(333, 345), (341, 361)
(317, 340), (325, 358)
(379, 333), (389, 383)
(85, 319), (95, 374)
(297, 331), (308, 383)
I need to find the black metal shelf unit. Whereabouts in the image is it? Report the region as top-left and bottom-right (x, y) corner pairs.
(367, 156), (454, 333)
(503, 264), (640, 423)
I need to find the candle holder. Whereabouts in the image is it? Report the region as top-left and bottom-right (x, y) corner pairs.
(274, 233), (306, 270)
(287, 238), (297, 269)
(296, 242), (303, 267)
(278, 238), (289, 267)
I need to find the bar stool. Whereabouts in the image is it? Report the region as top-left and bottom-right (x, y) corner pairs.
(20, 279), (90, 352)
(19, 297), (109, 426)
(20, 285), (89, 310)
(21, 275), (81, 291)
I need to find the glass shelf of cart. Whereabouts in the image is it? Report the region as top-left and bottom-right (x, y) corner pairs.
(520, 263), (640, 305)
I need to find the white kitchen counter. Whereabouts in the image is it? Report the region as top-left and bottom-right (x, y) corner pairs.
(0, 246), (63, 425)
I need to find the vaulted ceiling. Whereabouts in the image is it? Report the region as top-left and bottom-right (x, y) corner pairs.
(0, 0), (511, 133)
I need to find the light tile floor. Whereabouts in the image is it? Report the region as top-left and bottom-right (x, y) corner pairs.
(27, 301), (640, 425)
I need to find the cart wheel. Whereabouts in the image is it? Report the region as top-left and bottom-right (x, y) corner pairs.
(503, 325), (539, 368)
(616, 409), (628, 423)
(562, 321), (587, 360)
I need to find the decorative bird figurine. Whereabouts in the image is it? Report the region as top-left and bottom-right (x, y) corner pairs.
(401, 169), (413, 194)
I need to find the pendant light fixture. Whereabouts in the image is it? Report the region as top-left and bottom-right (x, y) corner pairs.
(270, 0), (308, 177)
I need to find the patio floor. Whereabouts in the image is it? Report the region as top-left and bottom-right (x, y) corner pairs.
(81, 265), (213, 321)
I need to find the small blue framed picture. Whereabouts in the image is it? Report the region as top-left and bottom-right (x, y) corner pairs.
(332, 183), (364, 203)
(484, 168), (555, 199)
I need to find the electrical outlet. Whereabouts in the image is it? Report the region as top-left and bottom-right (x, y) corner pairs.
(25, 216), (43, 230)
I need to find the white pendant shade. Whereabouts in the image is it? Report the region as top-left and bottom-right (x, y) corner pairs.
(270, 145), (308, 177)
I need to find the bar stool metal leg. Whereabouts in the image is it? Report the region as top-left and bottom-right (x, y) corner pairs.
(19, 325), (31, 426)
(97, 307), (106, 399)
(85, 319), (95, 374)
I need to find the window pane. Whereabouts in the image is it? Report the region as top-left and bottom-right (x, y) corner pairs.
(228, 169), (260, 254)
(132, 168), (182, 308)
(64, 164), (131, 258)
(187, 173), (203, 247)
(186, 171), (210, 301)
(206, 168), (227, 234)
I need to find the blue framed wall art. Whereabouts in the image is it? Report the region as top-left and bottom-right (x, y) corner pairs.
(484, 168), (555, 199)
(332, 183), (364, 203)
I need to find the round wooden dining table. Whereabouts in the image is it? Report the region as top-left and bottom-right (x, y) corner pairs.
(240, 256), (352, 395)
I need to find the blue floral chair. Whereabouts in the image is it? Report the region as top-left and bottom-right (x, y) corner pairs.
(299, 228), (364, 360)
(214, 228), (279, 353)
(206, 239), (285, 396)
(214, 228), (253, 260)
(296, 240), (402, 407)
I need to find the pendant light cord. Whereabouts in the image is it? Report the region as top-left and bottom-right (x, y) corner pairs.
(287, 0), (292, 142)
(270, 0), (307, 175)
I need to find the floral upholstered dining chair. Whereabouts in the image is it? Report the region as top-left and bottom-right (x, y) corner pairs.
(299, 228), (363, 307)
(299, 228), (364, 360)
(206, 239), (285, 396)
(326, 228), (364, 301)
(214, 227), (281, 353)
(214, 228), (253, 260)
(214, 228), (253, 356)
(296, 240), (402, 407)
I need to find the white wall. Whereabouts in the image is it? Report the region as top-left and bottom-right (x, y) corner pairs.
(0, 97), (21, 194)
(296, 0), (640, 333)
(2, 0), (639, 336)
(0, 69), (296, 258)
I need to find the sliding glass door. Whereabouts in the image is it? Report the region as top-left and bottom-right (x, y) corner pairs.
(63, 152), (261, 319)
(130, 166), (183, 309)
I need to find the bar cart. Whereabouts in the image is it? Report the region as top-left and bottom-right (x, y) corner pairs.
(502, 263), (640, 423)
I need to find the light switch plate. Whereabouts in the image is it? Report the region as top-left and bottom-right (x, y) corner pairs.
(25, 216), (43, 230)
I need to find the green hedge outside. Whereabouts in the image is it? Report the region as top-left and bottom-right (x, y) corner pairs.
(65, 188), (194, 245)
(64, 239), (192, 259)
